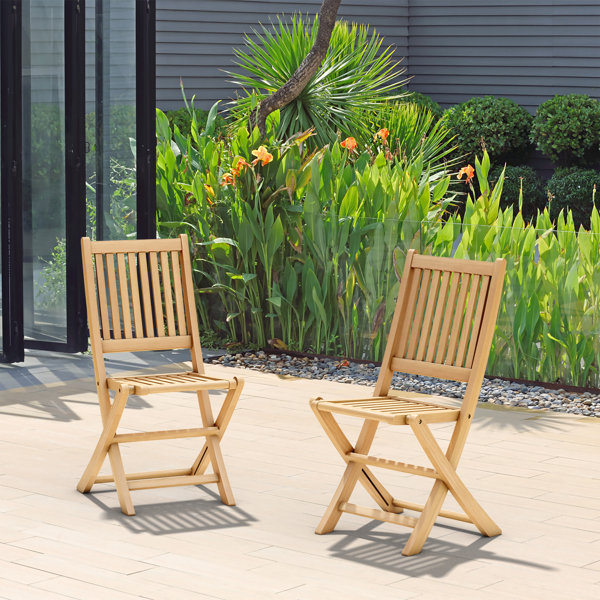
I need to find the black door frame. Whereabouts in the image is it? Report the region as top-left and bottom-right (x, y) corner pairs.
(0, 0), (156, 362)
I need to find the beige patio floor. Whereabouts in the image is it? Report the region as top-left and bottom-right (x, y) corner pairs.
(1, 357), (600, 599)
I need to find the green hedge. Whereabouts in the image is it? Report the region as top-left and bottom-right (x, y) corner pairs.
(443, 96), (532, 164)
(531, 94), (600, 167)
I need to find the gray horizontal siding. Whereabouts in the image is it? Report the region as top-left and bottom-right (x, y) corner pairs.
(156, 0), (408, 110)
(407, 1), (600, 112)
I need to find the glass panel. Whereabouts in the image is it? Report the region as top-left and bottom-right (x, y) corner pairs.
(22, 0), (67, 343)
(86, 0), (137, 242)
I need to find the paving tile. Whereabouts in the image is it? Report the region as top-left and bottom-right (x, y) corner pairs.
(1, 355), (600, 599)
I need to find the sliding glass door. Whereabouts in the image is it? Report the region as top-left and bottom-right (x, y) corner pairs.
(0, 0), (155, 362)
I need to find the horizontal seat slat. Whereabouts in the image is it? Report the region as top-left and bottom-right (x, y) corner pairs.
(107, 371), (233, 395)
(316, 395), (460, 425)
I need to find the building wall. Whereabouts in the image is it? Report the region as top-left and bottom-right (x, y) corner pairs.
(157, 0), (600, 114)
(156, 0), (408, 110)
(407, 0), (600, 112)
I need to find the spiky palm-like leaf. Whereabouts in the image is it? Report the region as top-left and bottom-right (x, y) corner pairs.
(229, 15), (406, 147)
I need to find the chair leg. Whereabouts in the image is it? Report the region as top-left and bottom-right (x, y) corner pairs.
(402, 479), (449, 556)
(107, 444), (135, 516)
(191, 379), (243, 478)
(196, 385), (242, 506)
(311, 400), (401, 514)
(408, 415), (501, 537)
(316, 419), (379, 534)
(77, 387), (135, 515)
(402, 415), (501, 556)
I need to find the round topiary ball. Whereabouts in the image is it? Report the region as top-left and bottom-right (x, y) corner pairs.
(546, 167), (600, 228)
(443, 96), (533, 165)
(531, 94), (600, 167)
(489, 165), (546, 220)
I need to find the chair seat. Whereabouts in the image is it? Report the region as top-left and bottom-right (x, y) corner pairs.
(314, 391), (461, 425)
(107, 372), (235, 395)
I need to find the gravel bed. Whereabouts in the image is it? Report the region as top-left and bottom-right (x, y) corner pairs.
(209, 351), (600, 418)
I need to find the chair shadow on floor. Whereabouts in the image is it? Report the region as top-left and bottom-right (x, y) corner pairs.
(86, 487), (257, 535)
(327, 521), (554, 577)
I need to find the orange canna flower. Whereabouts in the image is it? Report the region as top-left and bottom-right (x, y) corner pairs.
(232, 157), (251, 177)
(251, 146), (274, 166)
(375, 128), (389, 143)
(221, 173), (234, 187)
(204, 183), (215, 198)
(457, 165), (475, 184)
(340, 137), (357, 152)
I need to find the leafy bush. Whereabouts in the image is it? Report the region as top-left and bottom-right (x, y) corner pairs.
(404, 91), (443, 120)
(443, 96), (532, 164)
(229, 14), (404, 147)
(165, 106), (228, 138)
(155, 108), (600, 388)
(546, 167), (600, 228)
(489, 165), (545, 219)
(531, 94), (600, 166)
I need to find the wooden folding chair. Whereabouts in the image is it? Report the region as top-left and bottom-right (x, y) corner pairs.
(77, 234), (244, 516)
(311, 250), (506, 555)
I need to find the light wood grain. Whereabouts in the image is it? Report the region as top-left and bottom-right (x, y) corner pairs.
(311, 251), (506, 556)
(77, 235), (244, 516)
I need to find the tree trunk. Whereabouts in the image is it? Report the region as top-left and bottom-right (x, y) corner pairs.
(252, 0), (342, 137)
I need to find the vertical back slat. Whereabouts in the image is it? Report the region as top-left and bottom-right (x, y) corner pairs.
(465, 276), (490, 368)
(149, 252), (165, 337)
(444, 273), (471, 365)
(416, 270), (441, 361)
(171, 251), (187, 336)
(138, 253), (154, 337)
(405, 269), (432, 360)
(95, 254), (111, 340)
(105, 253), (122, 339)
(425, 271), (450, 363)
(434, 272), (461, 363)
(394, 268), (422, 358)
(455, 275), (481, 367)
(116, 253), (133, 339)
(161, 251), (176, 336)
(128, 252), (144, 338)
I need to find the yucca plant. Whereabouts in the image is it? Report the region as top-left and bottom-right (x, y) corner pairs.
(229, 14), (405, 147)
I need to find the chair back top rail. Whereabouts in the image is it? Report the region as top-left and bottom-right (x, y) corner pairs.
(375, 250), (506, 406)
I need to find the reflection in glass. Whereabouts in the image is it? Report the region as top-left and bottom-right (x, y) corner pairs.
(22, 0), (67, 343)
(86, 0), (137, 242)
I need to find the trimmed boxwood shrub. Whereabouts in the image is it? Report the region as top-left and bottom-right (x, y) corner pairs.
(531, 94), (600, 167)
(165, 107), (228, 138)
(546, 167), (600, 228)
(489, 165), (546, 220)
(443, 96), (532, 164)
(405, 91), (443, 120)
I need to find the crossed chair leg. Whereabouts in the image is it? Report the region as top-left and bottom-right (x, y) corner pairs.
(77, 379), (243, 516)
(311, 401), (501, 556)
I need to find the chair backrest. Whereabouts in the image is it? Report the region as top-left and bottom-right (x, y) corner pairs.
(81, 234), (204, 387)
(374, 250), (506, 413)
